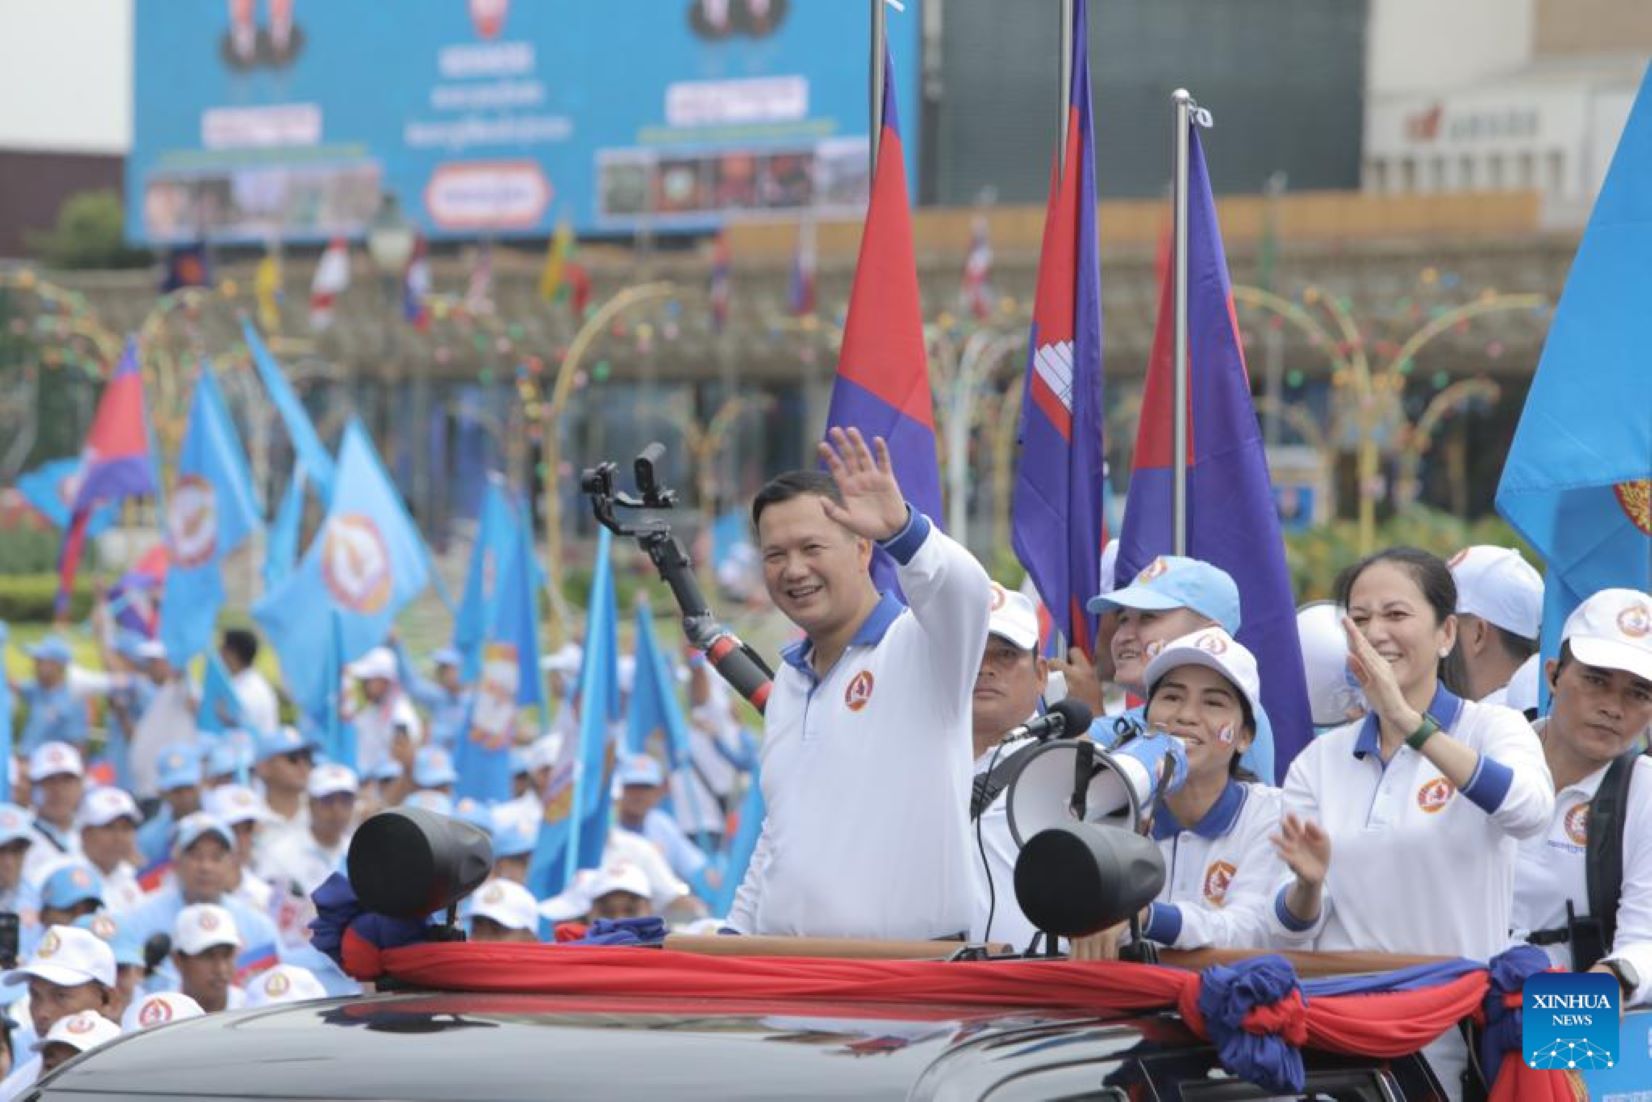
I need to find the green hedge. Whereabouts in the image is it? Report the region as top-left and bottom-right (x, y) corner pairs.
(0, 527), (84, 575)
(0, 573), (94, 623)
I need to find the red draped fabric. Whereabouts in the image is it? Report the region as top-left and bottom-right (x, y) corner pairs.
(340, 938), (1578, 1100)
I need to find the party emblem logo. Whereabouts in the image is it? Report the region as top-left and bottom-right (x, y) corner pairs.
(1195, 632), (1228, 655)
(265, 970), (291, 997)
(1619, 602), (1651, 639)
(1523, 972), (1618, 1070)
(1203, 860), (1236, 906)
(1564, 802), (1590, 847)
(321, 514), (393, 614)
(198, 909), (221, 931)
(988, 583), (1007, 611)
(844, 669), (875, 712)
(139, 997), (172, 1026)
(66, 1014), (95, 1035)
(1416, 777), (1455, 814)
(38, 930), (60, 957)
(166, 474), (218, 568)
(470, 0), (508, 39)
(1136, 557), (1170, 584)
(91, 915), (116, 940)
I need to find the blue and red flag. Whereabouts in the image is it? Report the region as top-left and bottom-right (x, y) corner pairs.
(824, 50), (941, 588)
(1116, 125), (1313, 782)
(788, 220), (817, 317)
(1011, 0), (1107, 659)
(57, 340), (157, 614)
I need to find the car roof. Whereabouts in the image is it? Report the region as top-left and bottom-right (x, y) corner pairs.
(39, 991), (1185, 1102)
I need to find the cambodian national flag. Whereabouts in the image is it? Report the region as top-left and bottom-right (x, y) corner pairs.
(960, 215), (993, 322)
(1497, 65), (1652, 698)
(709, 230), (731, 333)
(57, 340), (156, 614)
(824, 50), (941, 589)
(1115, 125), (1312, 783)
(403, 234), (431, 331)
(1011, 0), (1106, 660)
(16, 458), (117, 537)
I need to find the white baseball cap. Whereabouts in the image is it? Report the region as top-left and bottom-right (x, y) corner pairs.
(122, 990), (205, 1032)
(349, 647), (397, 682)
(80, 786), (141, 828)
(588, 862), (651, 904)
(541, 643), (583, 675)
(469, 878), (539, 934)
(1450, 546), (1543, 639)
(173, 903), (241, 956)
(29, 741), (84, 782)
(1143, 626), (1267, 730)
(4, 925), (116, 988)
(1562, 588), (1652, 683)
(307, 763), (360, 800)
(244, 964), (328, 1007)
(31, 1008), (121, 1055)
(986, 582), (1040, 651)
(1296, 602), (1364, 727)
(205, 784), (276, 827)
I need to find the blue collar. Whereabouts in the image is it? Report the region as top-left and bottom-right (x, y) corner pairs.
(780, 591), (907, 677)
(1152, 778), (1247, 841)
(1352, 682), (1465, 759)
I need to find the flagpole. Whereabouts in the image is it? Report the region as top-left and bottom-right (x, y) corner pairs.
(870, 0), (886, 173)
(1059, 0), (1073, 172)
(1170, 89), (1194, 556)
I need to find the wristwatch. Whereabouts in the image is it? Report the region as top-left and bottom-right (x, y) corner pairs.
(1602, 957), (1641, 999)
(1405, 713), (1442, 751)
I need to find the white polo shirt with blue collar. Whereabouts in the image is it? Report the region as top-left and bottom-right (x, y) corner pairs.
(725, 510), (991, 940)
(1282, 686), (1554, 960)
(1140, 779), (1314, 950)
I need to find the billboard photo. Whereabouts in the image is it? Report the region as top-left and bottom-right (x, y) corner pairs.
(129, 0), (921, 243)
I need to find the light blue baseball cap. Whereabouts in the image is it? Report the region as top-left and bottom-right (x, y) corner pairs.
(490, 818), (535, 860)
(0, 803), (33, 847)
(74, 912), (143, 969)
(430, 646), (463, 669)
(616, 755), (665, 789)
(255, 726), (316, 765)
(172, 812), (235, 856)
(412, 747), (458, 789)
(402, 790), (454, 817)
(41, 861), (104, 911)
(452, 797), (495, 834)
(1088, 554), (1242, 636)
(155, 745), (204, 792)
(26, 635), (72, 664)
(204, 739), (251, 781)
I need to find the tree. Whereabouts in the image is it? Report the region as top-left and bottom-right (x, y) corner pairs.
(28, 190), (151, 270)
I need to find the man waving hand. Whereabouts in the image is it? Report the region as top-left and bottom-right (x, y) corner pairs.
(725, 428), (992, 940)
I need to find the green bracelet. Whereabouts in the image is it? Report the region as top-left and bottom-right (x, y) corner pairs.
(1406, 713), (1441, 750)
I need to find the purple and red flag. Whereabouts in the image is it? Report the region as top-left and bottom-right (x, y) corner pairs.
(1011, 0), (1107, 659)
(1115, 125), (1313, 781)
(960, 215), (994, 322)
(788, 219), (817, 317)
(56, 340), (157, 614)
(824, 50), (941, 588)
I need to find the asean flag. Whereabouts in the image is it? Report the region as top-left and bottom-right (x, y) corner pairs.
(1011, 0), (1106, 658)
(823, 50), (940, 591)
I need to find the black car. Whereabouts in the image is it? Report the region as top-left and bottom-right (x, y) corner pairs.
(26, 989), (1444, 1101)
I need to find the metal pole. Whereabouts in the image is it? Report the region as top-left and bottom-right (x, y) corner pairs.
(870, 0), (886, 173)
(1170, 89), (1193, 556)
(1059, 0), (1073, 173)
(1261, 171), (1286, 451)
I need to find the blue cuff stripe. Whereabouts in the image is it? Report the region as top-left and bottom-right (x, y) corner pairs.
(1274, 885), (1316, 933)
(877, 506), (930, 565)
(1142, 902), (1182, 945)
(1460, 753), (1515, 814)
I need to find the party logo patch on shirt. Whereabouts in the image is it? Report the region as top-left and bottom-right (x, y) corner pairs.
(1202, 860), (1236, 906)
(1416, 777), (1455, 814)
(1563, 802), (1590, 848)
(844, 669), (875, 712)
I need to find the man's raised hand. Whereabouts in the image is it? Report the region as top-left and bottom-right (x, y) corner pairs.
(818, 427), (909, 542)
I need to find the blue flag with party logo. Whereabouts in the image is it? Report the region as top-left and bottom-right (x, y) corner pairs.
(1497, 67), (1652, 687)
(253, 418), (430, 724)
(264, 465), (307, 595)
(452, 476), (518, 683)
(160, 367), (264, 665)
(454, 503), (542, 804)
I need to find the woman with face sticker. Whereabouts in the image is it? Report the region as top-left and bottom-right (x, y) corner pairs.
(1127, 627), (1328, 951)
(1280, 547), (1554, 1097)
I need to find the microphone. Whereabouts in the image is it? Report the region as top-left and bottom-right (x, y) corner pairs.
(1003, 699), (1094, 744)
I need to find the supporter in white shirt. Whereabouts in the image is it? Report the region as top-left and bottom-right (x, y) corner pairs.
(670, 662), (756, 845)
(30, 1007), (120, 1079)
(220, 628), (280, 736)
(251, 726), (314, 868)
(1282, 548), (1553, 1096)
(1446, 545), (1543, 705)
(258, 764), (357, 900)
(613, 755), (708, 887)
(171, 903), (248, 1012)
(0, 805), (33, 917)
(726, 429), (991, 940)
(343, 647), (424, 778)
(204, 784), (278, 916)
(21, 743), (85, 889)
(0, 925), (116, 1101)
(1511, 588), (1652, 1007)
(76, 788), (143, 913)
(1137, 628), (1327, 951)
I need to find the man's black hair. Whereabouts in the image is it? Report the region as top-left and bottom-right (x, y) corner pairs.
(221, 628), (259, 668)
(750, 470), (845, 530)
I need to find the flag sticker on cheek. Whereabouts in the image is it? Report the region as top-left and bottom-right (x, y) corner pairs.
(1216, 724), (1235, 746)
